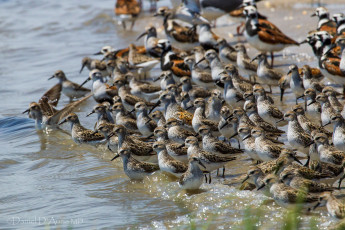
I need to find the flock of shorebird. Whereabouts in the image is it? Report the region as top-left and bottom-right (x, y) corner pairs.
(23, 0), (345, 220)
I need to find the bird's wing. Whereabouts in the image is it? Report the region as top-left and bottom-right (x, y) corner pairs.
(41, 83), (62, 107)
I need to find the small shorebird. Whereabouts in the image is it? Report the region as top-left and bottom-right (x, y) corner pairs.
(49, 70), (90, 101)
(192, 98), (219, 135)
(95, 123), (119, 153)
(184, 56), (214, 89)
(252, 54), (282, 92)
(112, 148), (160, 180)
(326, 114), (345, 152)
(218, 38), (237, 64)
(153, 141), (188, 177)
(322, 86), (343, 113)
(196, 49), (223, 82)
(150, 110), (166, 127)
(136, 26), (162, 58)
(87, 103), (115, 130)
(111, 102), (138, 131)
(287, 65), (305, 105)
(178, 156), (206, 190)
(251, 128), (283, 162)
(180, 76), (211, 100)
(315, 92), (337, 130)
(114, 0), (141, 30)
(258, 174), (319, 209)
(127, 73), (161, 101)
(304, 88), (322, 125)
(238, 125), (261, 162)
(154, 126), (188, 163)
(128, 43), (160, 74)
(134, 102), (157, 137)
(280, 111), (313, 155)
(80, 57), (108, 77)
(243, 6), (299, 67)
(154, 70), (176, 91)
(235, 44), (257, 72)
(220, 72), (244, 109)
(198, 24), (220, 51)
(205, 89), (223, 122)
(185, 136), (236, 181)
(24, 94), (91, 130)
(79, 69), (117, 104)
(59, 113), (105, 145)
(314, 132), (345, 165)
(313, 192), (345, 219)
(165, 118), (197, 144)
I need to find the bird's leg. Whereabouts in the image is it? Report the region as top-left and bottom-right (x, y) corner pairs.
(338, 174), (345, 189)
(217, 169), (219, 176)
(204, 174), (208, 183)
(270, 52), (274, 67)
(209, 172), (212, 184)
(222, 166), (225, 178)
(121, 21), (126, 30)
(130, 20), (136, 31)
(237, 139), (241, 149)
(269, 85), (272, 94)
(236, 22), (245, 36)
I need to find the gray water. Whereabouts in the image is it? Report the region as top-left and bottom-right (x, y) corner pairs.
(1, 0), (345, 229)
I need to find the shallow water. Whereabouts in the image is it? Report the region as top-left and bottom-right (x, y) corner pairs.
(1, 0), (345, 229)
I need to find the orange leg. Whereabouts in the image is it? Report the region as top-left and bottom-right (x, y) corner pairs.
(236, 22), (245, 36)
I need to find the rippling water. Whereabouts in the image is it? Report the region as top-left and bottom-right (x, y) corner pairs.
(1, 0), (345, 229)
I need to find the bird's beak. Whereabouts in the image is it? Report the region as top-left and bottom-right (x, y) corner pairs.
(48, 75), (55, 80)
(79, 63), (86, 74)
(91, 130), (98, 135)
(110, 154), (120, 161)
(136, 31), (148, 41)
(322, 121), (331, 127)
(299, 39), (308, 45)
(198, 160), (206, 169)
(185, 105), (194, 111)
(78, 77), (91, 89)
(287, 69), (292, 75)
(312, 202), (321, 210)
(148, 100), (161, 114)
(242, 134), (251, 141)
(146, 133), (154, 139)
(94, 51), (103, 55)
(250, 56), (258, 63)
(304, 141), (315, 148)
(308, 101), (316, 106)
(219, 121), (228, 130)
(194, 57), (205, 67)
(127, 109), (135, 115)
(22, 109), (30, 114)
(107, 132), (115, 140)
(276, 118), (284, 124)
(177, 143), (185, 149)
(58, 118), (67, 125)
(293, 156), (303, 165)
(145, 118), (152, 125)
(241, 174), (249, 183)
(229, 132), (238, 139)
(153, 76), (161, 82)
(311, 12), (317, 17)
(297, 95), (304, 100)
(257, 184), (265, 191)
(244, 93), (253, 99)
(86, 110), (95, 117)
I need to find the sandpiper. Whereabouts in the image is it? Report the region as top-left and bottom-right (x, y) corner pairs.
(112, 125), (156, 162)
(114, 77), (155, 111)
(304, 88), (322, 125)
(235, 44), (257, 72)
(251, 128), (283, 162)
(280, 171), (334, 193)
(87, 103), (115, 130)
(218, 106), (239, 141)
(244, 102), (284, 135)
(322, 86), (343, 113)
(178, 156), (206, 190)
(95, 123), (119, 153)
(196, 49), (224, 82)
(111, 102), (138, 131)
(180, 76), (211, 100)
(59, 113), (105, 145)
(150, 110), (166, 127)
(127, 72), (161, 101)
(258, 174), (319, 209)
(326, 114), (345, 152)
(49, 70), (90, 101)
(134, 102), (157, 137)
(237, 125), (260, 162)
(198, 24), (220, 51)
(313, 192), (345, 219)
(80, 57), (108, 77)
(153, 141), (188, 177)
(220, 72), (244, 109)
(155, 70), (176, 90)
(136, 26), (162, 58)
(253, 86), (285, 126)
(192, 46), (210, 70)
(165, 118), (197, 144)
(199, 125), (243, 156)
(300, 65), (324, 90)
(218, 38), (237, 64)
(205, 89), (223, 122)
(185, 136), (236, 181)
(24, 94), (91, 130)
(154, 126), (188, 163)
(224, 64), (253, 94)
(252, 53), (282, 92)
(287, 65), (305, 104)
(184, 55), (214, 89)
(192, 98), (219, 135)
(280, 111), (313, 155)
(112, 148), (160, 180)
(314, 132), (345, 165)
(315, 92), (337, 131)
(79, 69), (117, 104)
(180, 92), (195, 113)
